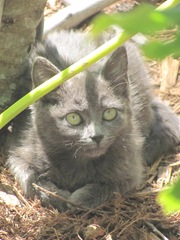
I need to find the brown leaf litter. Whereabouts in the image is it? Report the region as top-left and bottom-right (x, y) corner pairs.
(0, 149), (180, 240)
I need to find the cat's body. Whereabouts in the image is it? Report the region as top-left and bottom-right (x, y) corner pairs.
(7, 30), (179, 210)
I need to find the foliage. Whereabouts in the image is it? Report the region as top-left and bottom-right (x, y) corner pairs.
(92, 3), (180, 60)
(157, 178), (180, 214)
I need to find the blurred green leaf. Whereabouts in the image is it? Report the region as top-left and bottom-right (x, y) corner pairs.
(92, 4), (174, 36)
(157, 178), (180, 214)
(92, 14), (112, 37)
(92, 3), (180, 60)
(164, 5), (180, 24)
(141, 32), (180, 59)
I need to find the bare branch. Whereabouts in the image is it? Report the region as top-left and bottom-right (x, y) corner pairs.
(33, 183), (88, 210)
(44, 0), (118, 34)
(145, 221), (169, 240)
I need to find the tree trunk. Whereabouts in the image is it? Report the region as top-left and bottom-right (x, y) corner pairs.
(0, 0), (47, 148)
(0, 0), (47, 114)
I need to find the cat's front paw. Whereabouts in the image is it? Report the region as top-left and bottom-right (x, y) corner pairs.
(36, 180), (71, 211)
(68, 188), (95, 209)
(67, 184), (113, 209)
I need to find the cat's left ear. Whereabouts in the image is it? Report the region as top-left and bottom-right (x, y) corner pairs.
(32, 56), (60, 87)
(102, 46), (129, 96)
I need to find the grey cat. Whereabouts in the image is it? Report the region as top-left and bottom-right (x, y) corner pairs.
(7, 30), (179, 211)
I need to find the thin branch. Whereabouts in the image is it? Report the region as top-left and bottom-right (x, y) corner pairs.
(145, 221), (169, 240)
(44, 0), (118, 34)
(32, 183), (88, 210)
(13, 186), (33, 208)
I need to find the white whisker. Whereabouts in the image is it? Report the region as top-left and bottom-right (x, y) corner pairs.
(74, 147), (82, 159)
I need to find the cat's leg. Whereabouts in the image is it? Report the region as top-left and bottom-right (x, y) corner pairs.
(7, 155), (37, 198)
(143, 98), (180, 165)
(67, 183), (115, 209)
(7, 156), (70, 211)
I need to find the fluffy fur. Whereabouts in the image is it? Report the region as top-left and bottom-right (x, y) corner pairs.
(7, 30), (180, 210)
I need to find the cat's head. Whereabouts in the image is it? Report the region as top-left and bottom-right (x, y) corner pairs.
(31, 46), (132, 160)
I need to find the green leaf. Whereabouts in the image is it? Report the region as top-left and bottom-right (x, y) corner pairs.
(92, 4), (174, 36)
(141, 31), (180, 59)
(91, 14), (114, 37)
(157, 178), (180, 214)
(164, 5), (180, 24)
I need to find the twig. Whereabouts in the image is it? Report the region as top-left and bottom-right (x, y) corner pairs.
(164, 166), (172, 185)
(149, 156), (164, 175)
(117, 214), (144, 237)
(147, 174), (158, 184)
(135, 188), (161, 197)
(77, 228), (83, 240)
(13, 186), (32, 208)
(44, 0), (118, 34)
(147, 156), (164, 184)
(81, 201), (112, 218)
(32, 183), (88, 210)
(169, 159), (180, 167)
(145, 221), (169, 240)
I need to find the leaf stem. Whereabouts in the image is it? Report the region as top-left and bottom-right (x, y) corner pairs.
(0, 31), (132, 129)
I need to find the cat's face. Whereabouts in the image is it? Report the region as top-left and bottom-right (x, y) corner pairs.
(32, 46), (131, 160)
(45, 72), (129, 159)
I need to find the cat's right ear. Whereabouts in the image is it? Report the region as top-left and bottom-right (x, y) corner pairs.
(32, 56), (60, 87)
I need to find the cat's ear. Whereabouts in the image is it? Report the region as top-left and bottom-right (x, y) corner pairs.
(102, 46), (129, 96)
(32, 56), (60, 87)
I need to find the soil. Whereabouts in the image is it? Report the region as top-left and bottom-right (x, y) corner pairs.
(0, 1), (180, 239)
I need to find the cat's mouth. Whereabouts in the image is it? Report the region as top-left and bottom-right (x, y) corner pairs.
(84, 147), (106, 158)
(73, 141), (112, 159)
(80, 145), (107, 158)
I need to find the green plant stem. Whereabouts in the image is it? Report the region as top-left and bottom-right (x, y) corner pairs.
(0, 31), (132, 129)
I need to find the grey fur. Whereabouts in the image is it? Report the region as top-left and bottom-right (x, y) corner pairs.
(7, 30), (180, 210)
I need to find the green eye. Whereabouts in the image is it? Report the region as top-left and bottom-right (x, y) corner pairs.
(66, 112), (82, 126)
(103, 108), (117, 121)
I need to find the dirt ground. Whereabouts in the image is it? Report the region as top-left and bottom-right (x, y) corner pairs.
(0, 1), (180, 239)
